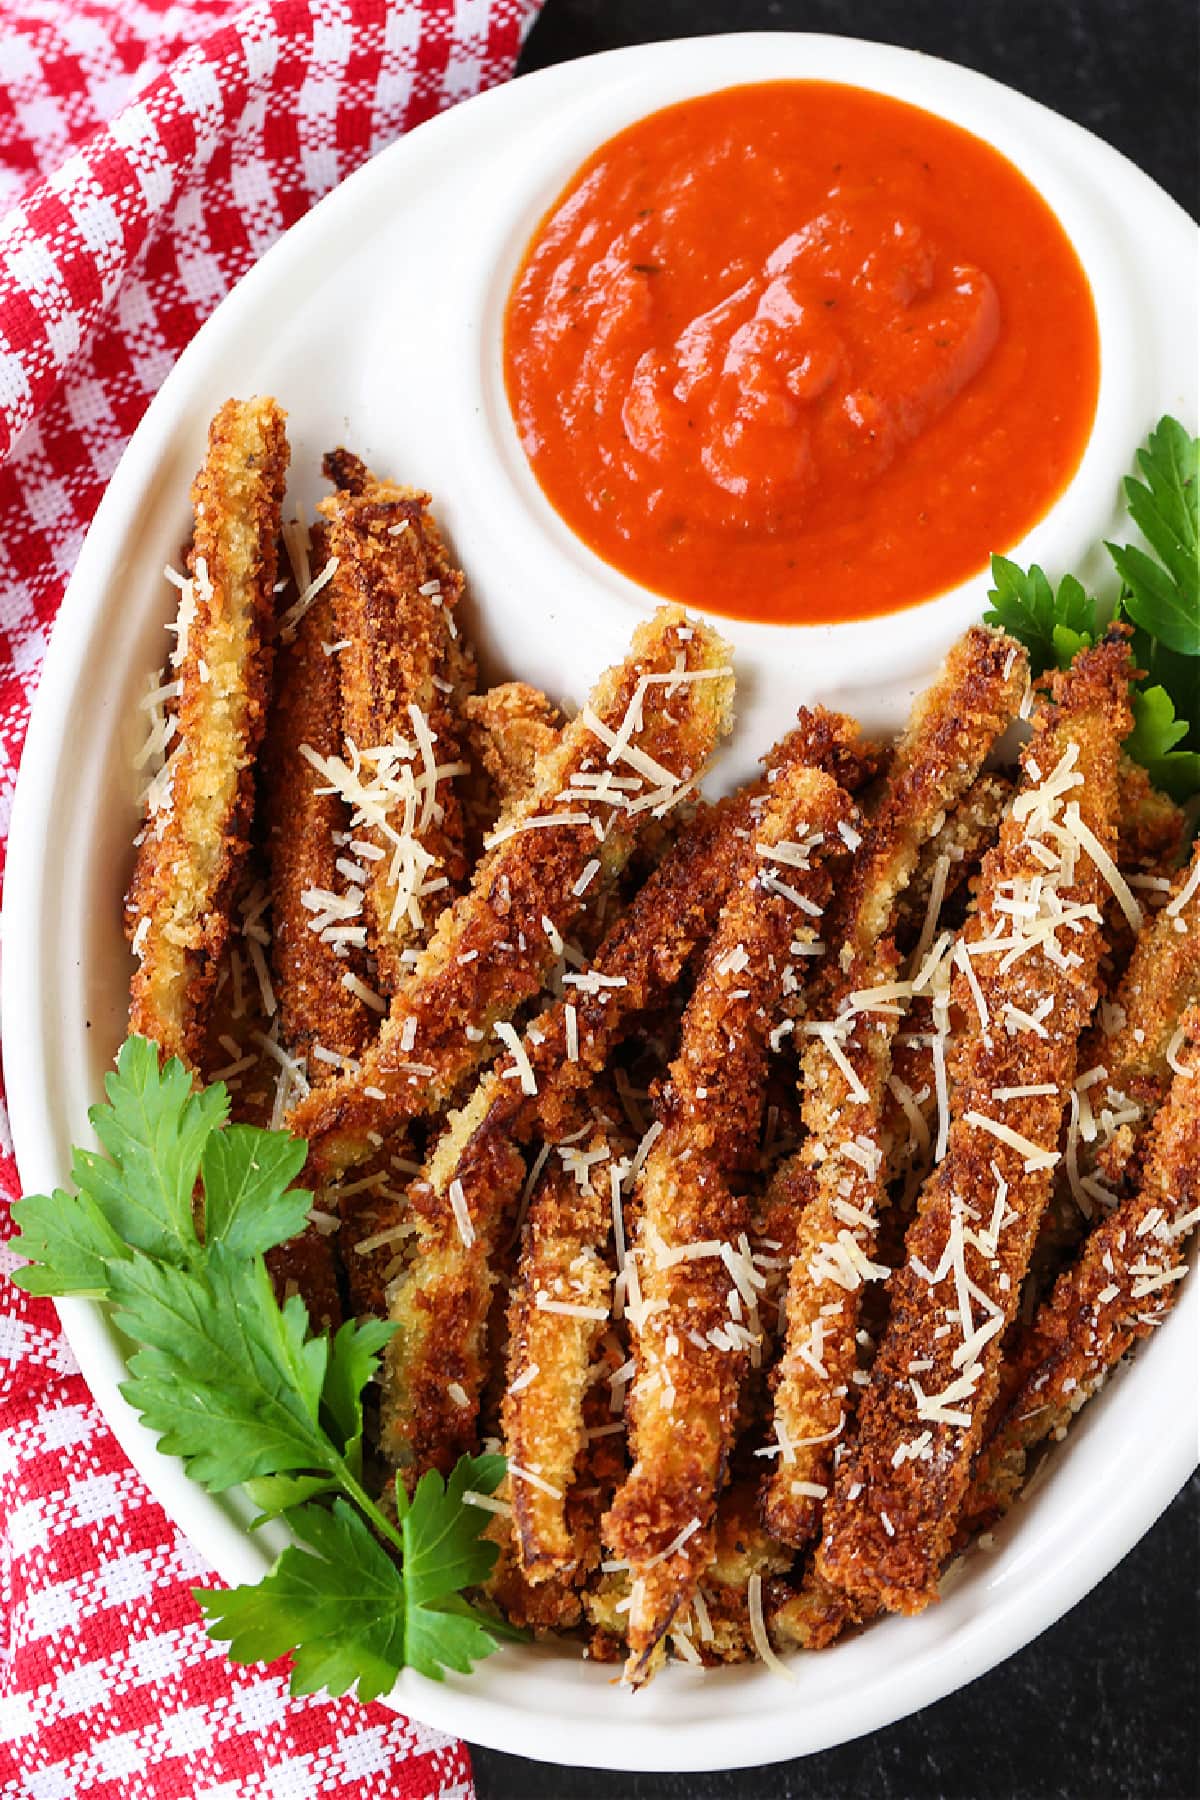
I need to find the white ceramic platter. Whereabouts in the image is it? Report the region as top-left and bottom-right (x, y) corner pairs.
(3, 31), (1197, 1775)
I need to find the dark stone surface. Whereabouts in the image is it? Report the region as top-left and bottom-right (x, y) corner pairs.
(518, 0), (1198, 216)
(472, 9), (1199, 1794)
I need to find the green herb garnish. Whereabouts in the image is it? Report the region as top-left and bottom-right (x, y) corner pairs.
(983, 415), (1199, 800)
(9, 1037), (519, 1699)
(1107, 415), (1199, 657)
(982, 559), (1097, 676)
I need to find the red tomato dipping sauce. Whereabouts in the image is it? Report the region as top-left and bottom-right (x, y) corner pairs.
(503, 83), (1100, 627)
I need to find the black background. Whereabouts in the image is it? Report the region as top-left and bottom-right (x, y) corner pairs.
(473, 6), (1200, 1795)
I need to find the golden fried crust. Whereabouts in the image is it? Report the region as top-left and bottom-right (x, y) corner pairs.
(318, 473), (474, 992)
(261, 592), (375, 1066)
(465, 682), (563, 817)
(266, 1228), (342, 1333)
(893, 771), (1014, 952)
(604, 763), (858, 1682)
(503, 1142), (616, 1582)
(289, 607), (734, 1177)
(1114, 756), (1187, 874)
(126, 396), (289, 1067)
(1085, 840), (1200, 1183)
(816, 631), (1133, 1615)
(963, 1007), (1200, 1535)
(762, 940), (900, 1549)
(828, 625), (1027, 980)
(678, 1483), (797, 1667)
(482, 1507), (584, 1635)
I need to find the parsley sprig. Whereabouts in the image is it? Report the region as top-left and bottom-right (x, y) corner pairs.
(9, 1037), (519, 1699)
(984, 415), (1199, 800)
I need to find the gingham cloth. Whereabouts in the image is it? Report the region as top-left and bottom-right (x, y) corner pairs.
(0, 2), (539, 1793)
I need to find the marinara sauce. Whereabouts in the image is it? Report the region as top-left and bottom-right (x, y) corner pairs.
(503, 83), (1099, 626)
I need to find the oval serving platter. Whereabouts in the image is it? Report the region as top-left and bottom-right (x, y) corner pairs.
(3, 33), (1197, 1773)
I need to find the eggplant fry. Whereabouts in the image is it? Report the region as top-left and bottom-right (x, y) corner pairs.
(762, 627), (1028, 1549)
(883, 782), (1193, 1221)
(893, 771), (1014, 954)
(126, 396), (289, 1068)
(665, 1484), (797, 1669)
(827, 625), (1027, 977)
(289, 606), (735, 1177)
(316, 461), (475, 993)
(963, 1005), (1199, 1534)
(503, 1135), (619, 1584)
(603, 760), (858, 1684)
(1085, 841), (1200, 1193)
(465, 681), (564, 820)
(262, 590), (377, 1067)
(816, 630), (1133, 1616)
(760, 940), (900, 1549)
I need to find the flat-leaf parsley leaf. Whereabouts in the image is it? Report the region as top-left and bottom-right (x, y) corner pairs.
(8, 1036), (519, 1698)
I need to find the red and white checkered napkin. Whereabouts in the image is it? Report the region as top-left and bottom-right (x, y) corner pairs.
(0, 0), (539, 1792)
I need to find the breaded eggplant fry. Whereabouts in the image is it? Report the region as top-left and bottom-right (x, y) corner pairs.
(761, 940), (900, 1548)
(317, 465), (474, 991)
(465, 681), (563, 816)
(503, 1136), (618, 1583)
(1113, 755), (1187, 875)
(604, 762), (858, 1683)
(670, 1484), (797, 1668)
(816, 631), (1133, 1616)
(964, 1006), (1199, 1534)
(771, 1564), (867, 1654)
(262, 591), (376, 1067)
(289, 606), (735, 1176)
(762, 629), (1027, 1548)
(1084, 841), (1200, 1191)
(828, 625), (1028, 977)
(126, 396), (289, 1067)
(893, 771), (1014, 953)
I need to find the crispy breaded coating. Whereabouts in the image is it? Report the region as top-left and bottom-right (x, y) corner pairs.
(763, 629), (1027, 1549)
(771, 1564), (866, 1654)
(604, 762), (858, 1683)
(1085, 841), (1200, 1190)
(481, 1506), (585, 1636)
(126, 396), (289, 1067)
(828, 625), (1027, 978)
(884, 783), (1191, 1223)
(262, 592), (376, 1067)
(1113, 755), (1187, 875)
(465, 681), (563, 816)
(317, 463), (474, 992)
(677, 1484), (796, 1667)
(503, 1138), (617, 1583)
(761, 940), (900, 1549)
(378, 798), (751, 1481)
(289, 606), (735, 1178)
(816, 631), (1133, 1615)
(893, 771), (1014, 953)
(963, 1007), (1199, 1534)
